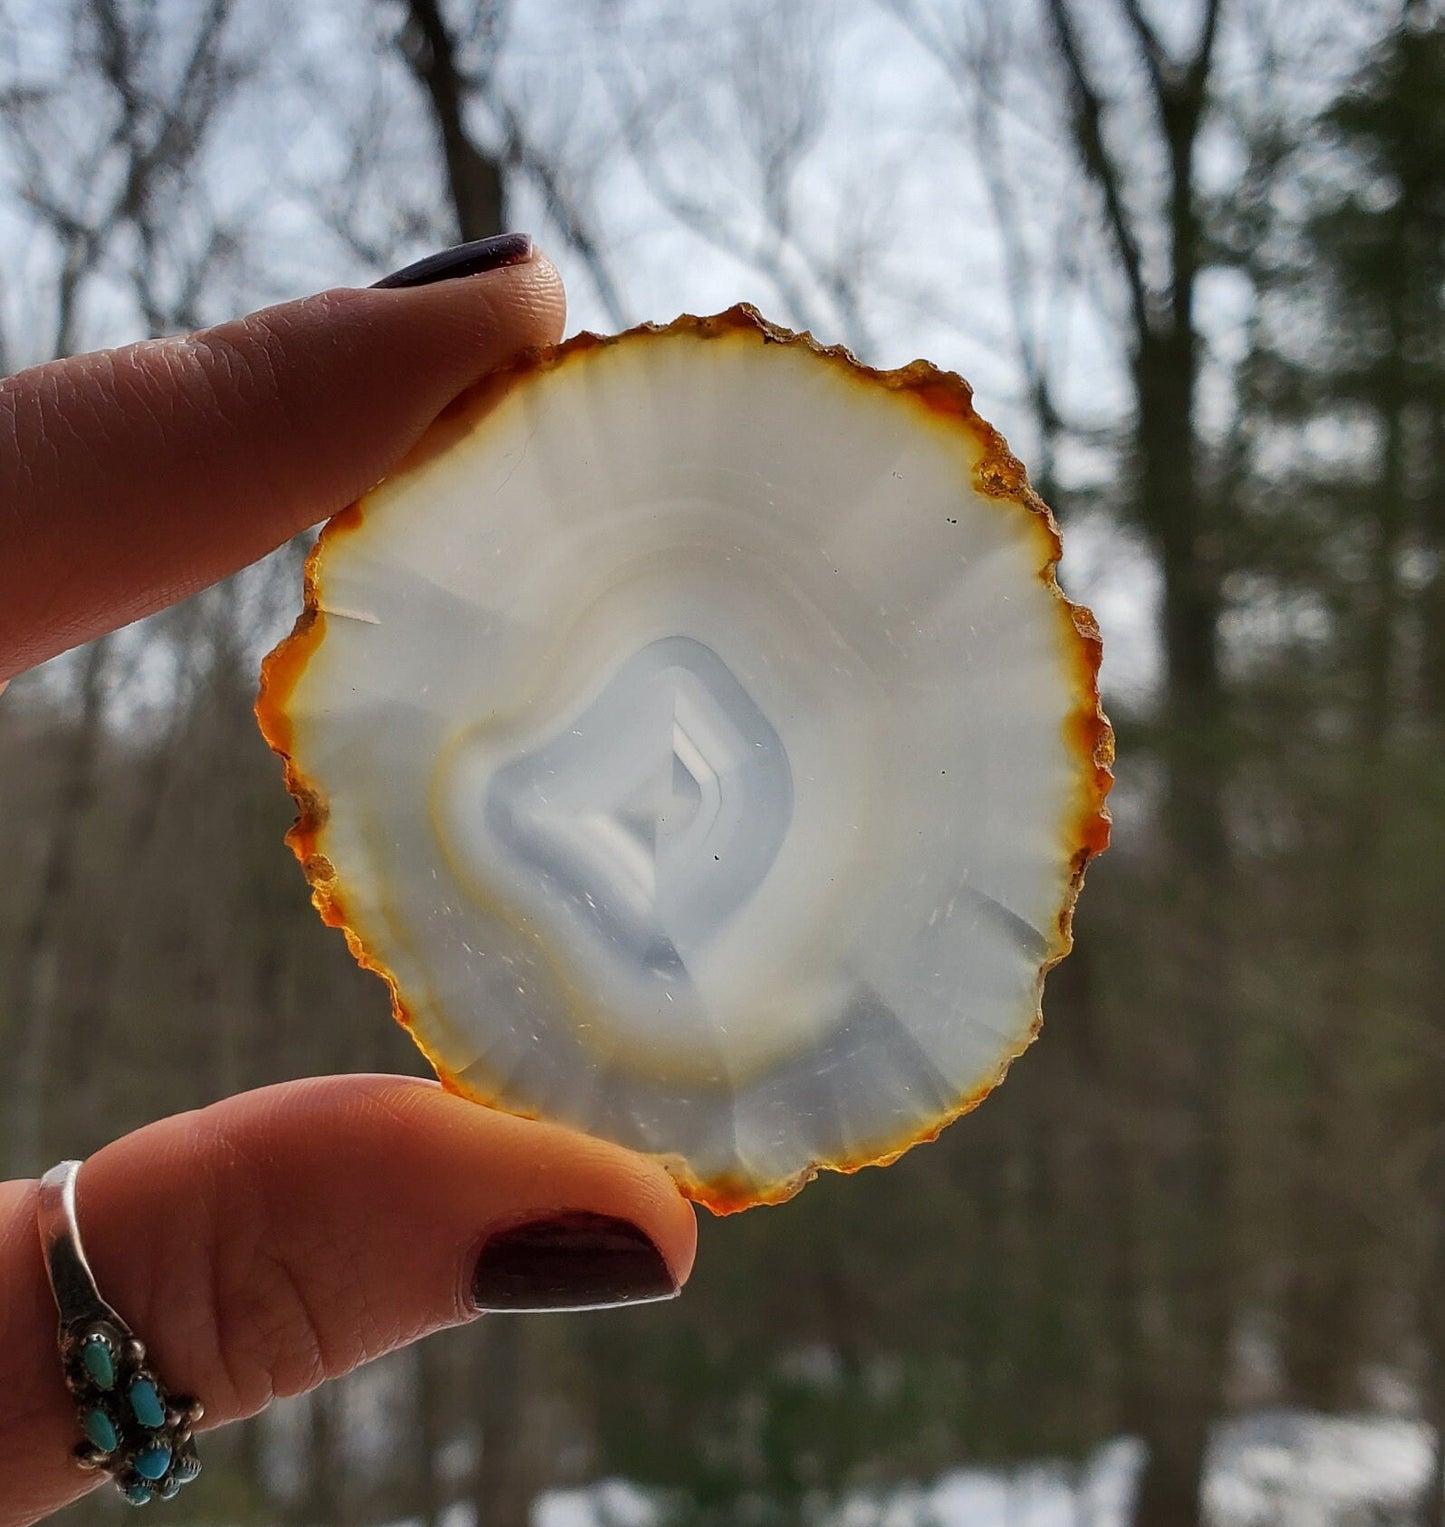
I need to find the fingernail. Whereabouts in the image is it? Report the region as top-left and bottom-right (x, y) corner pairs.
(373, 233), (535, 290)
(470, 1211), (679, 1313)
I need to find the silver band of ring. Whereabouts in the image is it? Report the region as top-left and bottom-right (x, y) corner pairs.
(37, 1161), (203, 1507)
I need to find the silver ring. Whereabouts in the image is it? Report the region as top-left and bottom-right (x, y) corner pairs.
(37, 1161), (203, 1507)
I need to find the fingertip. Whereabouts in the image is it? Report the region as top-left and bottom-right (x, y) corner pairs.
(610, 1137), (700, 1292)
(336, 1077), (697, 1295)
(266, 1076), (699, 1322)
(525, 249), (569, 341)
(332, 242), (567, 355)
(489, 244), (567, 340)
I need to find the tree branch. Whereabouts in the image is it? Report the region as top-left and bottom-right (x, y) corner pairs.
(398, 0), (506, 241)
(1189, 0), (1225, 104)
(601, 23), (850, 342)
(1043, 0), (1152, 343)
(1117, 0), (1169, 103)
(492, 95), (629, 327)
(394, 0), (628, 326)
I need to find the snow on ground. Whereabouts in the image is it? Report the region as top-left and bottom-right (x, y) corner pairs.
(1207, 1411), (1434, 1527)
(532, 1415), (1434, 1526)
(333, 1397), (1432, 1527)
(537, 1481), (654, 1527)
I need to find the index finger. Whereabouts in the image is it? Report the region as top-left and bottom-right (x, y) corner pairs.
(0, 246), (565, 681)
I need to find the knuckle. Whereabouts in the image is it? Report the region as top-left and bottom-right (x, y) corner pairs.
(181, 317), (284, 417)
(188, 1126), (366, 1416)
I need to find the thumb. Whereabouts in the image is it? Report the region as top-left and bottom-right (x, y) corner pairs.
(0, 1075), (697, 1525)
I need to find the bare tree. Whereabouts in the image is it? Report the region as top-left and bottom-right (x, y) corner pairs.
(390, 0), (631, 325)
(868, 3), (1232, 1517)
(1038, 6), (1231, 1521)
(397, 0), (508, 240)
(883, 1), (1084, 494)
(603, 5), (885, 353)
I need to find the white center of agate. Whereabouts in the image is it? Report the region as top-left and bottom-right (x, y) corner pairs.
(430, 552), (883, 1073)
(485, 637), (793, 983)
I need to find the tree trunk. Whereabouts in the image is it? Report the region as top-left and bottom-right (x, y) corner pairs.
(414, 1337), (450, 1527)
(399, 0), (506, 243)
(5, 639), (109, 1176)
(472, 1318), (533, 1527)
(1425, 400), (1445, 722)
(1125, 321), (1231, 1527)
(1283, 311), (1407, 1409)
(1414, 113), (1445, 1527)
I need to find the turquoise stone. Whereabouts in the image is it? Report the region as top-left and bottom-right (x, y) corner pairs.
(134, 1444), (171, 1481)
(124, 1484), (152, 1506)
(129, 1378), (165, 1429)
(157, 1479), (180, 1500)
(174, 1454), (201, 1482)
(83, 1408), (118, 1454)
(81, 1336), (115, 1391)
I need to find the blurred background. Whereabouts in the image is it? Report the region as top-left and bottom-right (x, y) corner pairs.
(2, 0), (1441, 1522)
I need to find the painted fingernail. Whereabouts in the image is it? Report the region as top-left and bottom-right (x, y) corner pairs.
(470, 1211), (679, 1313)
(372, 233), (535, 290)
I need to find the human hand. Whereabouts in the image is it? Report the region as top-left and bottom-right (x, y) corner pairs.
(0, 237), (698, 1525)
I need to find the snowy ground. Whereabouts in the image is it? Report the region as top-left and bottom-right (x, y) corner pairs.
(269, 1372), (1435, 1527)
(528, 1415), (1435, 1527)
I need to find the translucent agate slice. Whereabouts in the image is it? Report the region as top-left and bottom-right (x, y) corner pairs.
(256, 306), (1112, 1212)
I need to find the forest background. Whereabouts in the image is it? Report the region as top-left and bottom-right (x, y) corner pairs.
(1, 1), (1441, 1523)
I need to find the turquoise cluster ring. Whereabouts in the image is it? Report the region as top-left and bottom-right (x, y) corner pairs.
(37, 1162), (202, 1506)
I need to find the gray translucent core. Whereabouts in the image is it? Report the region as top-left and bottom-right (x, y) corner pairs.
(486, 637), (793, 986)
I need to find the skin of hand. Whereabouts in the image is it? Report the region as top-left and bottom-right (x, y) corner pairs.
(0, 241), (698, 1527)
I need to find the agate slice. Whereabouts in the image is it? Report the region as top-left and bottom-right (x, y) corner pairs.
(256, 306), (1112, 1212)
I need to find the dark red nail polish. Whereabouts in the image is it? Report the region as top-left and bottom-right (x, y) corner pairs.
(470, 1212), (679, 1313)
(373, 233), (534, 290)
